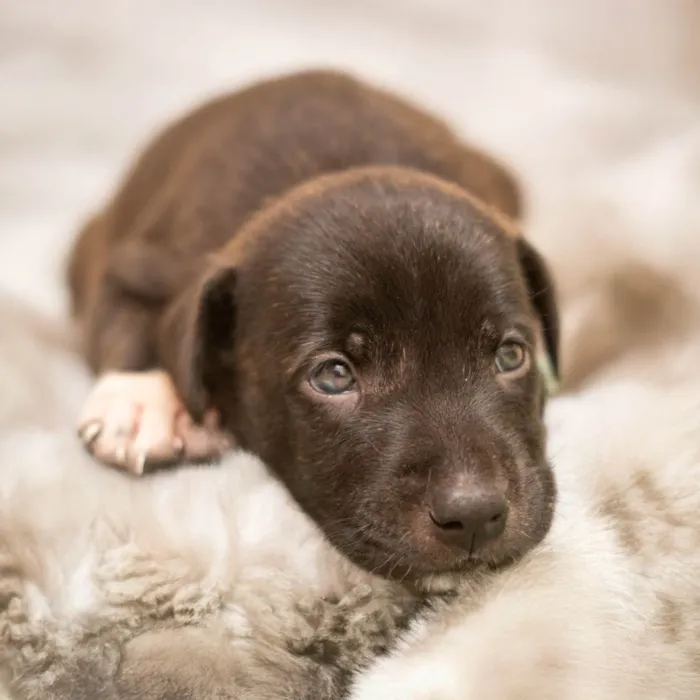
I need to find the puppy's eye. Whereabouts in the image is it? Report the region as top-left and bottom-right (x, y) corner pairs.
(309, 359), (357, 395)
(495, 342), (528, 374)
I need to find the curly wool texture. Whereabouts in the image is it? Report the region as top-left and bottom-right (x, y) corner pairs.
(0, 432), (419, 700)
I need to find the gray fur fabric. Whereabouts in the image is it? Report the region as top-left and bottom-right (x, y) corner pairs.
(0, 430), (420, 700)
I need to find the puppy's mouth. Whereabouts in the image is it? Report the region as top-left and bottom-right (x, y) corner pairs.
(338, 529), (507, 582)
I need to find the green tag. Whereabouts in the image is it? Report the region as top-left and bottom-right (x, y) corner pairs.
(536, 351), (560, 397)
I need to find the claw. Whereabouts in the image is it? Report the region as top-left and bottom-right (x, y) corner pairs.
(172, 437), (185, 459)
(133, 452), (147, 476)
(218, 433), (234, 453)
(79, 421), (102, 447)
(115, 445), (127, 465)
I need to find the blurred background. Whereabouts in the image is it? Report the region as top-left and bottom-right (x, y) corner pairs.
(1, 0), (700, 371)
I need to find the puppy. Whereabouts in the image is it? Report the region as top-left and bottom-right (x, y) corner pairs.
(67, 69), (560, 582)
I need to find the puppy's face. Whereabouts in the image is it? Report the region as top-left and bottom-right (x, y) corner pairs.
(178, 168), (558, 582)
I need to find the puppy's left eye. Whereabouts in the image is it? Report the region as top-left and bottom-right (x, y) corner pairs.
(495, 342), (528, 374)
(309, 359), (357, 395)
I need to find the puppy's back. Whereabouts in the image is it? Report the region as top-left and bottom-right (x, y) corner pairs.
(114, 69), (521, 241)
(69, 70), (521, 308)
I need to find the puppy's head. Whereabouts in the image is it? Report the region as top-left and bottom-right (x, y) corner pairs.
(166, 167), (559, 582)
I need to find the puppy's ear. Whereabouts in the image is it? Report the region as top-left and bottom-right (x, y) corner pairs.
(158, 266), (237, 420)
(516, 238), (560, 380)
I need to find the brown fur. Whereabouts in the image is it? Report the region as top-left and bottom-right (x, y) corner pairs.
(67, 69), (559, 580)
(67, 70), (522, 369)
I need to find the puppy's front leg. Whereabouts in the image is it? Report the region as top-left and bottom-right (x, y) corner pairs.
(79, 370), (231, 475)
(77, 284), (232, 475)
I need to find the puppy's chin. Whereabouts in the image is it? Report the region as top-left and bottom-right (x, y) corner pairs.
(329, 524), (546, 587)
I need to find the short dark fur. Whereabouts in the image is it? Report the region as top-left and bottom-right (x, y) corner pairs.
(68, 69), (559, 580)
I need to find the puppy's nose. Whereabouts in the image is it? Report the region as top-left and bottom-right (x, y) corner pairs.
(429, 488), (508, 552)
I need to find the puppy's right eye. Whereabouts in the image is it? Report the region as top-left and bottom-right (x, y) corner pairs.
(495, 341), (528, 374)
(309, 359), (357, 395)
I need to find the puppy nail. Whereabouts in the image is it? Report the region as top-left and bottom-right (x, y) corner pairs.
(115, 445), (127, 465)
(133, 452), (147, 476)
(172, 437), (185, 458)
(80, 421), (102, 446)
(220, 434), (234, 450)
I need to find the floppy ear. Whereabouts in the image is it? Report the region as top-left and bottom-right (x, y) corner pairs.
(158, 266), (237, 421)
(516, 238), (560, 380)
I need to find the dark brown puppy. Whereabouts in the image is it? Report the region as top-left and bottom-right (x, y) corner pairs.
(68, 69), (559, 582)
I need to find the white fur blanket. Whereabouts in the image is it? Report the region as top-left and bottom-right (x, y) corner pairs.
(2, 1), (700, 697)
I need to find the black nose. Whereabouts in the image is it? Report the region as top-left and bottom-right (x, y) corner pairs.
(429, 488), (508, 552)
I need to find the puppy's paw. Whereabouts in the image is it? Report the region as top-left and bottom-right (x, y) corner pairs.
(78, 370), (233, 474)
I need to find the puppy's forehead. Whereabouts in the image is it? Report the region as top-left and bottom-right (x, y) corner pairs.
(302, 172), (513, 282)
(226, 165), (519, 266)
(233, 167), (529, 344)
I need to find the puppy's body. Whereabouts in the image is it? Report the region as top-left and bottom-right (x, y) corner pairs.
(68, 70), (560, 582)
